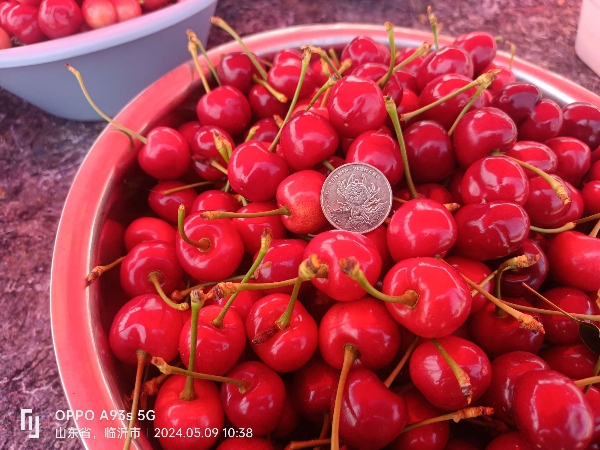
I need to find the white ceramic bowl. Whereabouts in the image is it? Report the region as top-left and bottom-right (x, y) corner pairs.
(0, 0), (217, 121)
(576, 0), (600, 77)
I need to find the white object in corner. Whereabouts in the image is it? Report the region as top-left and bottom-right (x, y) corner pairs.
(576, 0), (600, 77)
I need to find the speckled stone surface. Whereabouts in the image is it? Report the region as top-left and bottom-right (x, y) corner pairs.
(0, 0), (598, 448)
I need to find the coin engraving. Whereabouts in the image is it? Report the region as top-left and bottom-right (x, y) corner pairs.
(320, 163), (393, 234)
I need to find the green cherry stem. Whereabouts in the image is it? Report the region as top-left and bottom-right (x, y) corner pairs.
(201, 205), (291, 220)
(123, 350), (149, 450)
(590, 219), (600, 238)
(391, 42), (431, 73)
(161, 181), (214, 195)
(170, 275), (245, 302)
(180, 291), (206, 401)
(86, 256), (125, 283)
(304, 45), (341, 78)
(321, 160), (336, 172)
(427, 6), (439, 50)
(378, 22), (396, 88)
(530, 212), (600, 234)
(187, 34), (211, 94)
(401, 406), (494, 433)
(506, 40), (516, 71)
(177, 204), (211, 252)
(245, 125), (260, 142)
(252, 74), (288, 103)
(187, 29), (220, 86)
(447, 84), (485, 137)
(331, 344), (360, 450)
(328, 48), (340, 65)
(432, 338), (473, 403)
(384, 335), (420, 388)
(306, 75), (338, 112)
(213, 130), (232, 164)
(148, 272), (190, 311)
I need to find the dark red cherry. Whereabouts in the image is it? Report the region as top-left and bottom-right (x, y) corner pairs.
(518, 98), (563, 142)
(149, 181), (197, 224)
(352, 62), (404, 105)
(497, 238), (549, 297)
(247, 84), (288, 119)
(137, 127), (191, 180)
(232, 201), (287, 254)
(124, 217), (175, 252)
(547, 231), (600, 292)
(341, 36), (391, 69)
(454, 31), (497, 74)
(272, 48), (302, 65)
(196, 86), (252, 136)
(109, 293), (186, 364)
(254, 239), (307, 295)
(550, 181), (585, 227)
(461, 156), (529, 205)
(190, 125), (234, 181)
(446, 256), (493, 313)
(267, 60), (316, 100)
(217, 51), (264, 95)
(582, 181), (600, 215)
(443, 439), (481, 450)
(5, 4), (46, 44)
(38, 0), (82, 39)
(394, 68), (420, 94)
(346, 129), (403, 186)
(449, 168), (466, 204)
(276, 170), (327, 234)
(383, 257), (471, 338)
(545, 136), (591, 186)
(205, 290), (262, 324)
(245, 117), (280, 143)
(540, 343), (597, 380)
(192, 190), (239, 214)
(524, 175), (571, 227)
(326, 75), (387, 139)
(582, 386), (600, 443)
(291, 355), (340, 422)
(154, 376), (224, 450)
(481, 62), (516, 94)
(491, 82), (542, 125)
(403, 120), (455, 184)
(485, 432), (534, 450)
(513, 370), (594, 450)
(454, 202), (530, 261)
(409, 336), (491, 410)
(273, 388), (299, 438)
(453, 107), (518, 168)
(559, 102), (600, 150)
(505, 140), (558, 177)
(416, 46), (474, 92)
(304, 230), (382, 302)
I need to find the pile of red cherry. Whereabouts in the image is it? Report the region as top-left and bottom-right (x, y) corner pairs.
(83, 15), (600, 450)
(0, 0), (176, 49)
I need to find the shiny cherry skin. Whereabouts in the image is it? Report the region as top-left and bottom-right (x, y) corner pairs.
(120, 240), (183, 298)
(217, 51), (264, 95)
(416, 46), (474, 92)
(454, 202), (530, 260)
(245, 293), (318, 372)
(418, 74), (485, 130)
(190, 125), (234, 181)
(205, 290), (263, 324)
(272, 48), (302, 65)
(582, 181), (600, 215)
(492, 82), (542, 125)
(112, 0), (142, 22)
(390, 387), (450, 450)
(38, 0), (82, 38)
(409, 336), (491, 410)
(149, 181), (197, 224)
(319, 296), (400, 370)
(485, 432), (534, 450)
(140, 0), (167, 11)
(253, 239), (307, 295)
(364, 225), (394, 273)
(177, 121), (202, 146)
(396, 88), (421, 119)
(179, 305), (246, 376)
(454, 31), (497, 74)
(247, 84), (288, 119)
(480, 351), (549, 425)
(545, 136), (591, 186)
(175, 214), (244, 282)
(547, 231), (600, 291)
(221, 361), (286, 436)
(153, 376), (224, 450)
(505, 140), (558, 177)
(326, 75), (387, 139)
(537, 287), (599, 345)
(227, 140), (289, 202)
(109, 293), (186, 364)
(541, 343), (597, 380)
(5, 4), (46, 43)
(453, 107), (518, 168)
(449, 168), (466, 204)
(192, 190), (239, 214)
(383, 257), (471, 338)
(81, 0), (116, 29)
(272, 390), (299, 438)
(482, 62), (516, 94)
(124, 217), (175, 251)
(267, 60), (316, 100)
(352, 62), (404, 105)
(346, 129), (403, 185)
(245, 117), (280, 143)
(468, 298), (544, 357)
(216, 438), (275, 450)
(394, 68), (420, 94)
(387, 199), (457, 261)
(461, 156), (529, 205)
(280, 111), (339, 171)
(446, 256), (493, 313)
(582, 386), (600, 443)
(0, 2), (17, 30)
(513, 370), (594, 450)
(232, 201), (287, 254)
(395, 48), (425, 77)
(559, 102), (600, 150)
(497, 238), (549, 297)
(333, 369), (407, 450)
(276, 170), (327, 234)
(138, 127), (191, 180)
(196, 86), (252, 136)
(518, 98), (563, 142)
(524, 174), (572, 227)
(394, 183), (454, 208)
(403, 120), (455, 183)
(291, 355), (340, 422)
(304, 230), (382, 302)
(341, 36), (391, 68)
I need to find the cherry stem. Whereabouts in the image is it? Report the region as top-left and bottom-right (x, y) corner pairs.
(177, 204), (211, 252)
(494, 254), (540, 300)
(384, 335), (420, 388)
(286, 439), (331, 450)
(575, 375), (600, 388)
(432, 338), (473, 404)
(306, 75), (338, 112)
(378, 22), (396, 88)
(506, 40), (516, 71)
(530, 212), (600, 234)
(215, 278), (299, 297)
(161, 181), (213, 195)
(180, 291), (206, 401)
(317, 411), (331, 448)
(213, 130), (232, 163)
(473, 270), (497, 296)
(521, 282), (585, 324)
(66, 65), (147, 144)
(86, 256), (125, 283)
(427, 6), (439, 50)
(211, 227), (273, 328)
(385, 95), (419, 199)
(391, 42), (431, 74)
(245, 125), (259, 142)
(268, 48), (312, 152)
(201, 205), (291, 220)
(152, 357), (251, 393)
(304, 45), (341, 78)
(252, 74), (288, 103)
(401, 406), (494, 433)
(393, 197), (460, 212)
(338, 256), (419, 306)
(322, 160), (336, 172)
(501, 299), (600, 322)
(187, 33), (211, 94)
(331, 345), (360, 450)
(209, 158), (228, 174)
(590, 219), (600, 238)
(328, 48), (340, 65)
(447, 84), (486, 137)
(148, 272), (190, 311)
(584, 358), (600, 394)
(210, 16), (268, 80)
(274, 114), (284, 128)
(123, 350), (149, 450)
(171, 275), (245, 302)
(126, 371), (171, 411)
(187, 30), (221, 86)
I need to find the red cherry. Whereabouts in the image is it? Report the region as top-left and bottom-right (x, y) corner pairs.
(177, 121), (202, 146)
(216, 438), (275, 450)
(220, 361), (286, 436)
(395, 48), (424, 77)
(138, 127), (191, 180)
(190, 125), (233, 181)
(547, 230), (600, 291)
(346, 129), (403, 186)
(140, 0), (166, 11)
(513, 370), (594, 450)
(276, 170), (327, 234)
(232, 201), (287, 254)
(485, 432), (534, 450)
(0, 2), (18, 30)
(124, 217), (175, 252)
(0, 27), (10, 50)
(394, 183), (454, 206)
(518, 98), (563, 142)
(352, 62), (404, 105)
(559, 102), (600, 150)
(582, 386), (600, 443)
(148, 181), (197, 224)
(272, 48), (303, 65)
(81, 0), (116, 29)
(496, 238), (549, 297)
(272, 389), (299, 438)
(416, 46), (474, 92)
(196, 86), (252, 136)
(5, 3), (46, 43)
(111, 0), (141, 22)
(582, 181), (600, 215)
(217, 51), (264, 95)
(449, 168), (466, 204)
(267, 60), (317, 100)
(491, 82), (542, 125)
(341, 36), (391, 68)
(244, 117), (279, 143)
(153, 376), (224, 450)
(37, 0), (82, 38)
(109, 293), (186, 364)
(547, 180), (584, 227)
(446, 256), (493, 313)
(481, 62), (516, 94)
(505, 140), (558, 177)
(364, 225), (394, 273)
(205, 290), (262, 324)
(454, 31), (497, 74)
(247, 84), (288, 119)
(192, 190), (239, 214)
(541, 343), (597, 380)
(383, 257), (471, 338)
(409, 336), (491, 410)
(396, 88), (420, 119)
(545, 136), (591, 186)
(254, 239), (307, 295)
(291, 355), (340, 422)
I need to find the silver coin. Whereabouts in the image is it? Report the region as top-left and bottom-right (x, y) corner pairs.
(320, 162), (393, 234)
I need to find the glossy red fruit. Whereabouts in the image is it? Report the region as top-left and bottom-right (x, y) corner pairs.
(192, 190), (239, 214)
(205, 289), (262, 324)
(267, 60), (317, 100)
(245, 117), (280, 143)
(485, 432), (534, 450)
(276, 170), (327, 234)
(189, 125), (233, 181)
(497, 238), (549, 297)
(513, 370), (594, 450)
(547, 231), (600, 291)
(221, 361), (286, 436)
(196, 86), (252, 136)
(446, 256), (493, 313)
(153, 376), (224, 450)
(409, 336), (491, 410)
(541, 343), (597, 380)
(232, 201), (287, 254)
(505, 140), (558, 177)
(454, 31), (497, 74)
(559, 102), (600, 150)
(217, 52), (263, 95)
(346, 129), (403, 186)
(524, 174), (573, 227)
(291, 355), (340, 422)
(364, 225), (394, 273)
(393, 183), (454, 207)
(453, 107), (518, 168)
(304, 230), (382, 302)
(138, 127), (191, 180)
(0, 27), (9, 50)
(352, 62), (404, 105)
(111, 0), (141, 22)
(81, 0), (116, 29)
(216, 438), (275, 450)
(518, 98), (563, 142)
(492, 82), (542, 125)
(395, 48), (424, 77)
(403, 120), (455, 183)
(481, 62), (516, 94)
(38, 0), (82, 38)
(5, 3), (46, 43)
(582, 181), (600, 215)
(254, 239), (307, 295)
(396, 88), (420, 118)
(341, 36), (391, 68)
(416, 46), (474, 91)
(326, 75), (387, 139)
(149, 181), (197, 224)
(140, 0), (166, 11)
(333, 369), (407, 450)
(383, 257), (471, 338)
(124, 217), (175, 252)
(454, 202), (530, 261)
(545, 136), (591, 186)
(247, 84), (288, 119)
(109, 293), (186, 364)
(582, 386), (600, 443)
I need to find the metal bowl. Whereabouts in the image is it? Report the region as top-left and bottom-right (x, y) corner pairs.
(50, 23), (600, 450)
